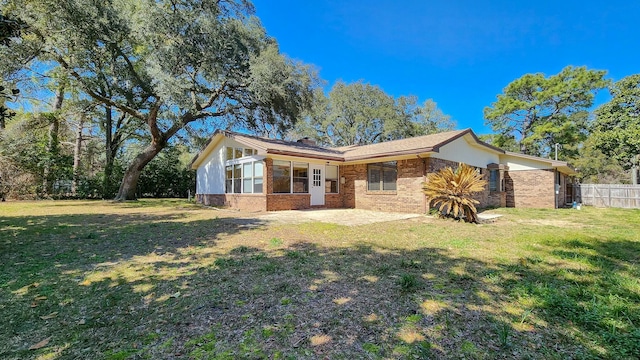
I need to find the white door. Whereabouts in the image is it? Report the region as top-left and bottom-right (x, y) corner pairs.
(310, 164), (325, 206)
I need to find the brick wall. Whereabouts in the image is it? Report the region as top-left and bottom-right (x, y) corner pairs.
(266, 157), (335, 210)
(557, 172), (566, 208)
(197, 156), (527, 213)
(325, 193), (344, 209)
(340, 164), (358, 209)
(266, 194), (310, 211)
(487, 192), (506, 208)
(425, 158), (501, 209)
(196, 194), (267, 211)
(427, 157), (459, 173)
(265, 158), (274, 194)
(505, 169), (555, 208)
(341, 158), (426, 213)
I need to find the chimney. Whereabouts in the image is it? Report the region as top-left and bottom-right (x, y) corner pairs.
(297, 137), (316, 146)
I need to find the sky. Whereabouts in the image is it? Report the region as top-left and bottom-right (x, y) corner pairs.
(252, 0), (640, 134)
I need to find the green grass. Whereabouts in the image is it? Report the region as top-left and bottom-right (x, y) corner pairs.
(1, 200), (639, 359)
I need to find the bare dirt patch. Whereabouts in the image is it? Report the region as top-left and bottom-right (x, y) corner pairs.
(515, 219), (589, 228)
(235, 208), (422, 226)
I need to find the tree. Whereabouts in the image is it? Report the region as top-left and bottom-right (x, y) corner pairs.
(0, 12), (26, 46)
(484, 66), (609, 158)
(0, 84), (19, 129)
(137, 144), (195, 198)
(411, 98), (456, 135)
(300, 81), (455, 146)
(591, 74), (640, 171)
(477, 133), (520, 152)
(0, 109), (73, 197)
(4, 0), (317, 200)
(0, 14), (21, 131)
(573, 137), (630, 184)
(422, 163), (487, 223)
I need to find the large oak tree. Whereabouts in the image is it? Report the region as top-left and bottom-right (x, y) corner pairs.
(299, 80), (455, 146)
(3, 0), (317, 200)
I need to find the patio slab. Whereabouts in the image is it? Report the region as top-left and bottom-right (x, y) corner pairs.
(254, 208), (422, 226)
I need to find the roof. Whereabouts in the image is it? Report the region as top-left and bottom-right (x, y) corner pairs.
(190, 128), (575, 175)
(504, 151), (577, 175)
(340, 129), (504, 161)
(224, 131), (344, 161)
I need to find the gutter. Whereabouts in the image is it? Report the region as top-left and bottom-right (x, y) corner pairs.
(266, 150), (345, 162)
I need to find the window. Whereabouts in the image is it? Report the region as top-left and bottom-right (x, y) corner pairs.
(225, 165), (233, 193)
(253, 162), (264, 193)
(367, 161), (397, 191)
(242, 163), (253, 193)
(325, 165), (338, 193)
(272, 161), (313, 194)
(293, 162), (309, 193)
(233, 164), (242, 193)
(489, 169), (499, 192)
(273, 160), (291, 193)
(226, 146), (256, 160)
(225, 161), (263, 194)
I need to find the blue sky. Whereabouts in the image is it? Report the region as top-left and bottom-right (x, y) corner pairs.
(252, 0), (639, 134)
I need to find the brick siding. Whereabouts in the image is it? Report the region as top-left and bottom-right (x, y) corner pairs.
(557, 172), (566, 208)
(266, 194), (310, 211)
(197, 156), (556, 213)
(504, 169), (555, 208)
(341, 158), (426, 213)
(324, 193), (344, 209)
(196, 194), (267, 211)
(425, 158), (502, 209)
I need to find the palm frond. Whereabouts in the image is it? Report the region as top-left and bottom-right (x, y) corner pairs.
(422, 163), (487, 223)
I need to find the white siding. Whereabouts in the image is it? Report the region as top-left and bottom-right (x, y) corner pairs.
(196, 138), (250, 194)
(432, 136), (500, 168)
(500, 154), (553, 171)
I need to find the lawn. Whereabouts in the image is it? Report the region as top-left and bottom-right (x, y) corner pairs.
(1, 200), (639, 359)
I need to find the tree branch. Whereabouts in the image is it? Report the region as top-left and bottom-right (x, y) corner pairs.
(55, 55), (146, 121)
(207, 82), (228, 109)
(146, 101), (163, 142)
(109, 42), (156, 98)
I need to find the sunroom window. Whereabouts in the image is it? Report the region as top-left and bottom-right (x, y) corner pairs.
(224, 160), (264, 194)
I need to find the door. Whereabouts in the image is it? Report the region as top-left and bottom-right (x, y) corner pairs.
(310, 164), (325, 206)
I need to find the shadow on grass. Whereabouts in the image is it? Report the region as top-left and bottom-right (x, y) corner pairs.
(1, 209), (639, 359)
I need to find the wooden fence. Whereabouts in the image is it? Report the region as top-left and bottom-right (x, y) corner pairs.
(577, 184), (640, 208)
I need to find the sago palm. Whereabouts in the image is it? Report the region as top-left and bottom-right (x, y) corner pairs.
(422, 163), (487, 223)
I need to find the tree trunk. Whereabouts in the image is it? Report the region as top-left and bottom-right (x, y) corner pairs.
(113, 104), (183, 201)
(113, 143), (165, 201)
(103, 106), (114, 198)
(42, 85), (65, 196)
(71, 117), (84, 196)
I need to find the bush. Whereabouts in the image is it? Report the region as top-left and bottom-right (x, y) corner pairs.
(422, 163), (487, 223)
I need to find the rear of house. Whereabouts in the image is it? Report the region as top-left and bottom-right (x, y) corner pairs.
(191, 129), (576, 213)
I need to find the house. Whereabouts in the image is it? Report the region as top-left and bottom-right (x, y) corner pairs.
(191, 129), (577, 213)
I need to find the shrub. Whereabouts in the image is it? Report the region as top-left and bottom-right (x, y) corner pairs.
(422, 163), (487, 223)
